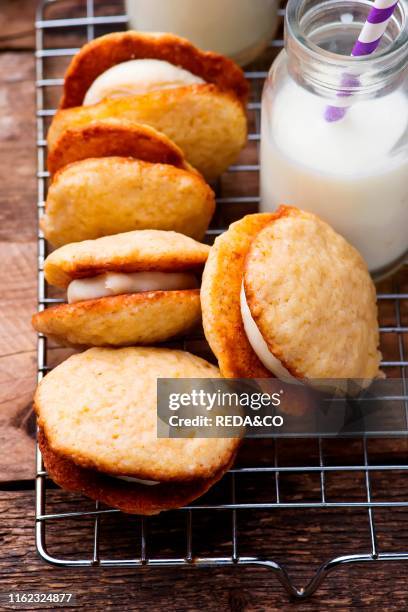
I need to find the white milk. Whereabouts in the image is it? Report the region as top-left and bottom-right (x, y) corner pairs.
(260, 77), (408, 274)
(125, 0), (279, 65)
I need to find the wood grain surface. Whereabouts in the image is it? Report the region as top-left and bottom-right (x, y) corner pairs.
(2, 481), (408, 611)
(0, 0), (407, 609)
(0, 47), (37, 482)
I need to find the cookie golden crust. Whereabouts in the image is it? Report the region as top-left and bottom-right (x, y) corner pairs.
(244, 206), (381, 380)
(47, 119), (191, 175)
(32, 289), (202, 347)
(34, 347), (240, 482)
(59, 31), (249, 109)
(43, 230), (210, 289)
(48, 85), (247, 180)
(39, 429), (235, 515)
(201, 213), (275, 378)
(40, 157), (215, 247)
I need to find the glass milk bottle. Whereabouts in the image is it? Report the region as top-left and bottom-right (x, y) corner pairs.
(125, 0), (279, 66)
(260, 0), (408, 278)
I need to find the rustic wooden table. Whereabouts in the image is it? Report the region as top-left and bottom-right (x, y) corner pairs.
(1, 1), (408, 609)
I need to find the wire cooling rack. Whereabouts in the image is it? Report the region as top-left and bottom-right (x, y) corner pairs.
(35, 0), (408, 599)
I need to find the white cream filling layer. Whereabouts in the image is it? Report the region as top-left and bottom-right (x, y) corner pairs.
(67, 271), (198, 304)
(83, 58), (205, 105)
(115, 475), (160, 486)
(240, 283), (296, 382)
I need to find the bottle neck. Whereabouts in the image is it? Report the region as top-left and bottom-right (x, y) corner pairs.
(285, 0), (408, 98)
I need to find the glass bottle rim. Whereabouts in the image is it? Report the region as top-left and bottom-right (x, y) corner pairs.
(286, 0), (408, 70)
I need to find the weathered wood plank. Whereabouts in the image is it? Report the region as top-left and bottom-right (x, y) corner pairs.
(0, 53), (36, 242)
(1, 487), (408, 610)
(0, 0), (126, 51)
(0, 1), (36, 50)
(0, 51), (37, 481)
(0, 241), (36, 481)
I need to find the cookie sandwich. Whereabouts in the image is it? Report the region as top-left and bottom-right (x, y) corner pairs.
(32, 230), (209, 347)
(47, 118), (194, 175)
(41, 153), (215, 247)
(201, 206), (382, 380)
(47, 31), (249, 179)
(35, 347), (240, 515)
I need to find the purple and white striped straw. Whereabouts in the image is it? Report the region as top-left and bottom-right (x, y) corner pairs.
(353, 0), (399, 54)
(325, 0), (399, 121)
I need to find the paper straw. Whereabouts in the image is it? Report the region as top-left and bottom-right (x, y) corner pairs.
(325, 0), (399, 122)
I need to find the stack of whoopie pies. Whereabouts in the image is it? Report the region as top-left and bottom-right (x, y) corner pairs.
(34, 31), (248, 515)
(34, 32), (382, 516)
(47, 31), (249, 181)
(42, 30), (250, 248)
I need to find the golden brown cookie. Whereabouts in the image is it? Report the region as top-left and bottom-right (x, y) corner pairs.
(35, 347), (240, 514)
(59, 31), (249, 108)
(244, 206), (381, 379)
(48, 85), (247, 180)
(32, 230), (209, 347)
(47, 119), (191, 175)
(34, 347), (238, 481)
(39, 429), (235, 515)
(40, 157), (215, 247)
(42, 230), (210, 288)
(201, 213), (274, 378)
(202, 206), (381, 380)
(32, 290), (202, 347)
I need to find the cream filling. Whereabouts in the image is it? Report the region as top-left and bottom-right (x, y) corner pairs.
(115, 476), (160, 486)
(83, 58), (205, 105)
(240, 284), (374, 391)
(240, 283), (296, 382)
(67, 271), (198, 304)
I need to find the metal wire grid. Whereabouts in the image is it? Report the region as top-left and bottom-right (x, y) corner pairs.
(34, 0), (408, 599)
